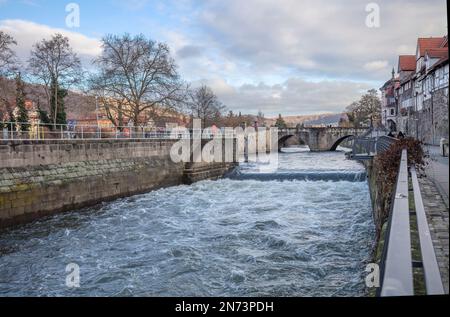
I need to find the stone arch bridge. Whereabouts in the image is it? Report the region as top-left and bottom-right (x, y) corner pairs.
(278, 127), (369, 152)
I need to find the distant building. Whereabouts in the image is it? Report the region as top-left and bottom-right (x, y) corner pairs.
(380, 68), (400, 131)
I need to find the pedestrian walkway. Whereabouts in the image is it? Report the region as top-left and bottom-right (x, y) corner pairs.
(418, 171), (449, 293)
(424, 145), (449, 208)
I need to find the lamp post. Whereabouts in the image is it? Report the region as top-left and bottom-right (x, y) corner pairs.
(95, 96), (100, 139)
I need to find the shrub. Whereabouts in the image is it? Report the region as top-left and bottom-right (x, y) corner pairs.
(373, 137), (427, 228)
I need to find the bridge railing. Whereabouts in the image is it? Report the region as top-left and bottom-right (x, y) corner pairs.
(0, 121), (237, 141)
(378, 149), (445, 296)
(376, 136), (398, 154)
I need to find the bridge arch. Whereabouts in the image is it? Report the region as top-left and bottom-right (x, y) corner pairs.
(277, 127), (369, 152)
(329, 135), (355, 151)
(278, 134), (295, 149)
(277, 134), (307, 151)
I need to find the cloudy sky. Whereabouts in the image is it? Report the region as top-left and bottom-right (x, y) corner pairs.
(0, 0), (447, 116)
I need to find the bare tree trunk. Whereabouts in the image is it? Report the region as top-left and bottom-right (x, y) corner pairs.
(53, 81), (58, 127)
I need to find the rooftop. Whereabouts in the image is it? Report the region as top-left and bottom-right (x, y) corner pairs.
(398, 55), (416, 72)
(417, 37), (447, 57)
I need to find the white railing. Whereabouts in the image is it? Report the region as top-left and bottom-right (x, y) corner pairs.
(0, 121), (237, 141)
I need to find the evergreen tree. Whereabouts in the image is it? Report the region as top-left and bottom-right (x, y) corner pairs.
(0, 109), (4, 130)
(275, 114), (287, 129)
(15, 73), (29, 131)
(37, 100), (51, 127)
(7, 109), (15, 131)
(50, 80), (68, 127)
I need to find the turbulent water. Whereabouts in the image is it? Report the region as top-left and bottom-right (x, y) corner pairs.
(0, 147), (375, 297)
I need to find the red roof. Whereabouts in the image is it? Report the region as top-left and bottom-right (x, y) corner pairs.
(417, 37), (446, 57)
(425, 48), (448, 60)
(398, 55), (416, 71)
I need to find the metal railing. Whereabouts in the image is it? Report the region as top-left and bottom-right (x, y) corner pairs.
(350, 135), (397, 159)
(351, 137), (377, 157)
(0, 121), (237, 141)
(376, 136), (398, 154)
(379, 149), (445, 296)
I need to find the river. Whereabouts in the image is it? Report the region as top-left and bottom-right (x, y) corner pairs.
(0, 147), (375, 297)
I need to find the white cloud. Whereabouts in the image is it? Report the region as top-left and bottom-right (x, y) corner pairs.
(0, 19), (101, 65)
(173, 0), (446, 114)
(363, 60), (389, 72)
(195, 0), (447, 81)
(194, 77), (372, 117)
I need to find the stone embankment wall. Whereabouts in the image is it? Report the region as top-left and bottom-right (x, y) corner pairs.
(364, 160), (392, 237)
(0, 139), (235, 228)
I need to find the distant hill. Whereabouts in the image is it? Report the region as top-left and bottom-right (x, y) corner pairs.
(0, 77), (95, 120)
(302, 113), (348, 126)
(265, 113), (347, 127)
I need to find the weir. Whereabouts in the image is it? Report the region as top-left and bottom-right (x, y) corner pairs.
(226, 170), (367, 182)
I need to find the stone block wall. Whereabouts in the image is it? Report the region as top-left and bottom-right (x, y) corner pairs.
(0, 140), (185, 228)
(183, 162), (237, 184)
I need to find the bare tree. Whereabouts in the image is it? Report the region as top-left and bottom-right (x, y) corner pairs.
(256, 110), (266, 127)
(346, 101), (363, 128)
(90, 34), (185, 127)
(359, 89), (381, 127)
(186, 85), (226, 127)
(28, 33), (82, 125)
(346, 89), (381, 128)
(0, 31), (17, 76)
(0, 31), (18, 123)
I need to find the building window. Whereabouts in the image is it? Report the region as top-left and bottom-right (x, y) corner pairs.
(390, 108), (395, 116)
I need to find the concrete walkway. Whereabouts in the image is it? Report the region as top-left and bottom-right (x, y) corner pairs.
(420, 145), (449, 293)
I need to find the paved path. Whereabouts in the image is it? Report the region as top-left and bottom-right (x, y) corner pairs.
(424, 145), (449, 208)
(419, 145), (449, 293)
